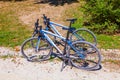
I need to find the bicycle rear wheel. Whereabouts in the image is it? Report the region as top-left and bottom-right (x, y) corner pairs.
(68, 41), (101, 70)
(21, 37), (52, 62)
(70, 28), (97, 46)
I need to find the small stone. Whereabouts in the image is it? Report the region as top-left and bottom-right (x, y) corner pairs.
(14, 46), (21, 52)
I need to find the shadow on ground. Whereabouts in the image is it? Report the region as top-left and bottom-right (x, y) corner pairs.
(34, 0), (79, 6)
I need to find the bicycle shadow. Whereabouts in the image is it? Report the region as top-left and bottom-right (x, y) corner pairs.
(34, 0), (79, 6)
(27, 51), (102, 71)
(89, 64), (102, 71)
(47, 53), (102, 71)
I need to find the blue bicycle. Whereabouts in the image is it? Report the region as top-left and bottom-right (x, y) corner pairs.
(32, 14), (97, 46)
(21, 19), (101, 71)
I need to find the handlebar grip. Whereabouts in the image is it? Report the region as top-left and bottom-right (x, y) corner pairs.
(43, 14), (47, 19)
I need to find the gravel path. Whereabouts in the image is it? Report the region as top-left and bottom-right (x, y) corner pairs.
(0, 47), (120, 80)
(0, 58), (120, 80)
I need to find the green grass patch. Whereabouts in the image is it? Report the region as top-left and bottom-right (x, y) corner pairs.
(0, 3), (31, 47)
(96, 34), (120, 49)
(0, 0), (40, 47)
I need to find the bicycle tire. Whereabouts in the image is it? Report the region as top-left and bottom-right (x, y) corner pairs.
(70, 28), (97, 46)
(68, 41), (101, 70)
(21, 37), (52, 62)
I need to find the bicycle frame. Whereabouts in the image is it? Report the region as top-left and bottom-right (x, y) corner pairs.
(45, 21), (85, 41)
(37, 29), (77, 55)
(48, 21), (68, 36)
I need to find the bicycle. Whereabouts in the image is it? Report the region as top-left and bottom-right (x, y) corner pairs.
(21, 19), (101, 71)
(32, 14), (97, 46)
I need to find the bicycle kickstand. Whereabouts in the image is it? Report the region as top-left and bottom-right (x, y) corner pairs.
(61, 59), (73, 71)
(67, 59), (73, 69)
(61, 60), (68, 71)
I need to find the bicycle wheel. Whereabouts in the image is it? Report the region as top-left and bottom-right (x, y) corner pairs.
(21, 37), (52, 62)
(70, 28), (97, 46)
(68, 41), (101, 70)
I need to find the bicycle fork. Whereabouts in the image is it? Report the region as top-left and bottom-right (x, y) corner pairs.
(35, 37), (41, 52)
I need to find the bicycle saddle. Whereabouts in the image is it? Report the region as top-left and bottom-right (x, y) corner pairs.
(66, 18), (77, 23)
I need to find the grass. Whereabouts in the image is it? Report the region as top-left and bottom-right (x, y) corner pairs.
(97, 34), (120, 49)
(0, 1), (40, 47)
(0, 9), (31, 47)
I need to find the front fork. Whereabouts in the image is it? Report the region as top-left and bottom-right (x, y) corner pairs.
(35, 37), (41, 52)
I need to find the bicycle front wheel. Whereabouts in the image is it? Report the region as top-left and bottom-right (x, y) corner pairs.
(70, 28), (97, 46)
(68, 41), (101, 70)
(21, 37), (52, 62)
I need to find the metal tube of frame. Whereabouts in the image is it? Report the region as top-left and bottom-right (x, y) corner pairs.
(49, 24), (62, 36)
(50, 21), (68, 29)
(41, 30), (79, 56)
(43, 33), (63, 54)
(42, 30), (66, 41)
(36, 37), (41, 52)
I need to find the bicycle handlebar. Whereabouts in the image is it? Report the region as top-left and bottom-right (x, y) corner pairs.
(35, 19), (39, 29)
(43, 14), (47, 20)
(34, 19), (42, 31)
(42, 14), (50, 26)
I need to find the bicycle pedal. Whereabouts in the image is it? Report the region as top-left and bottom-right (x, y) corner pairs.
(64, 60), (69, 65)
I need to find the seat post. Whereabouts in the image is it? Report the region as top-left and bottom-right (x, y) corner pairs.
(63, 21), (72, 55)
(69, 21), (72, 28)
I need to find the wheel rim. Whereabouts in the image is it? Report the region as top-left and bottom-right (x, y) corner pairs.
(70, 28), (97, 46)
(68, 41), (101, 70)
(21, 37), (51, 61)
